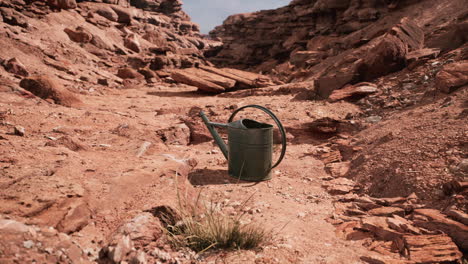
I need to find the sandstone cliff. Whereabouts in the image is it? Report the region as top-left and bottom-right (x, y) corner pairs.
(209, 0), (468, 87)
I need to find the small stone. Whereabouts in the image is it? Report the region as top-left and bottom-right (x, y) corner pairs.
(131, 251), (147, 264)
(23, 240), (35, 249)
(365, 116), (382, 123)
(136, 141), (152, 158)
(457, 159), (468, 173)
(402, 83), (415, 90)
(98, 79), (109, 86)
(14, 126), (25, 136)
(152, 248), (171, 261)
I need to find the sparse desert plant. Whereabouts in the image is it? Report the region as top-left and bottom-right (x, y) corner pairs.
(165, 174), (271, 253)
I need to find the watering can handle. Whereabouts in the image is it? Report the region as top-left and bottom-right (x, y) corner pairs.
(228, 105), (287, 169)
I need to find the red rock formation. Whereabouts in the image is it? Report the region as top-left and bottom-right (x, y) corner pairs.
(209, 0), (424, 69)
(209, 0), (467, 98)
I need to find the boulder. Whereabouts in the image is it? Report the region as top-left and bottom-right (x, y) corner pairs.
(325, 161), (351, 178)
(405, 48), (440, 65)
(57, 202), (91, 234)
(329, 82), (377, 101)
(310, 117), (341, 134)
(182, 106), (213, 144)
(124, 34), (141, 53)
(157, 123), (191, 145)
(0, 7), (28, 28)
(96, 6), (119, 22)
(314, 70), (357, 99)
(45, 136), (88, 151)
(90, 34), (112, 50)
(19, 75), (82, 107)
(435, 61), (468, 93)
(180, 68), (236, 89)
(222, 67), (276, 87)
(0, 219), (35, 234)
(322, 177), (356, 195)
(368, 207), (405, 217)
(426, 21), (468, 52)
(199, 65), (255, 87)
(358, 17), (424, 82)
(3, 58), (29, 77)
(386, 215), (422, 234)
(143, 30), (170, 51)
(137, 68), (160, 81)
(360, 216), (403, 241)
(111, 6), (132, 24)
(442, 180), (468, 195)
(64, 27), (93, 43)
(398, 235), (462, 263)
(357, 34), (407, 81)
(117, 67), (144, 79)
(444, 210), (468, 226)
(99, 213), (163, 264)
(47, 0), (77, 9)
(114, 213), (163, 243)
(413, 209), (468, 251)
(390, 17), (424, 51)
(290, 51), (324, 67)
(171, 70), (225, 93)
(0, 218), (90, 263)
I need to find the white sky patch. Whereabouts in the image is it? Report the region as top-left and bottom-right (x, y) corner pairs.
(183, 0), (291, 34)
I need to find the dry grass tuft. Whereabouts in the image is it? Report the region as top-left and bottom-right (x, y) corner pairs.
(166, 177), (271, 253)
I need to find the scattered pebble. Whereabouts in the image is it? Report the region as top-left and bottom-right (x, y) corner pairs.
(14, 126), (25, 136)
(365, 116), (382, 123)
(23, 240), (34, 249)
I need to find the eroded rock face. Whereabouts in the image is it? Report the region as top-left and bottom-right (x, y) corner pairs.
(209, 0), (420, 68)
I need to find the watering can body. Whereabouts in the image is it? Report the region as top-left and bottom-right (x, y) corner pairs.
(200, 105), (286, 182)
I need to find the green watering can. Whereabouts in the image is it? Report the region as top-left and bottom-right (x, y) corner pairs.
(200, 105), (287, 182)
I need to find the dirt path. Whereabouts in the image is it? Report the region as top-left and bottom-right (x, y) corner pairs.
(1, 84), (372, 263)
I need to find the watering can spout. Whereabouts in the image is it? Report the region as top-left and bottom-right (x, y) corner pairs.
(199, 111), (229, 159)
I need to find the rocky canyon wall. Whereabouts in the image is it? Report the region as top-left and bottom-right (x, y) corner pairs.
(208, 0), (467, 86)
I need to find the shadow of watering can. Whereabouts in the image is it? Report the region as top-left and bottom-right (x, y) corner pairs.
(200, 105), (287, 182)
